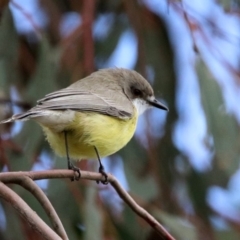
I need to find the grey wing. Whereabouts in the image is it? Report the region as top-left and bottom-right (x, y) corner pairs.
(13, 88), (134, 121)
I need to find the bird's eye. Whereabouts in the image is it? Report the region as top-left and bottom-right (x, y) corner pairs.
(131, 87), (142, 96)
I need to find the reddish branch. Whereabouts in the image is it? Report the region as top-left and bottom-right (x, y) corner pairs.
(18, 176), (68, 240)
(81, 0), (95, 74)
(0, 181), (61, 240)
(123, 0), (147, 76)
(11, 1), (42, 38)
(0, 170), (175, 240)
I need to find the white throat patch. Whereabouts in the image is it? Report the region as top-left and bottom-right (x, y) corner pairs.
(133, 98), (150, 116)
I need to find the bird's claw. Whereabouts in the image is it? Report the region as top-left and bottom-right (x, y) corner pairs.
(97, 165), (108, 185)
(68, 162), (81, 181)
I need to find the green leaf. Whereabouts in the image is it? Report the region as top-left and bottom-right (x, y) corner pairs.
(155, 210), (197, 240)
(215, 229), (240, 240)
(218, 0), (232, 11)
(121, 139), (159, 202)
(197, 60), (240, 175)
(0, 7), (19, 89)
(83, 184), (103, 240)
(1, 200), (25, 240)
(48, 178), (82, 240)
(26, 37), (61, 102)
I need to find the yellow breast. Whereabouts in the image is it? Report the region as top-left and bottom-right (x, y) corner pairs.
(41, 110), (138, 160)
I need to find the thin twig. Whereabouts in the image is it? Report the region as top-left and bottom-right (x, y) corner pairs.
(110, 176), (174, 239)
(18, 176), (68, 240)
(10, 1), (42, 38)
(0, 181), (61, 240)
(0, 170), (175, 240)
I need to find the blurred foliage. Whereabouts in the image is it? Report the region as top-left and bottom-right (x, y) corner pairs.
(198, 61), (240, 175)
(0, 0), (239, 240)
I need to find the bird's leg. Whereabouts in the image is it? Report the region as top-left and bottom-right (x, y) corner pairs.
(94, 146), (108, 185)
(64, 131), (81, 181)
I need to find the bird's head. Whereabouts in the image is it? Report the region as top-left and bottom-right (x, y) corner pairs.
(118, 69), (169, 115)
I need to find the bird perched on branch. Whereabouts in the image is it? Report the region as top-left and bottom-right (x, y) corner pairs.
(1, 68), (168, 184)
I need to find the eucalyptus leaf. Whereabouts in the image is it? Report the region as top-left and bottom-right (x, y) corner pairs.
(197, 60), (240, 175)
(83, 185), (103, 240)
(154, 210), (197, 240)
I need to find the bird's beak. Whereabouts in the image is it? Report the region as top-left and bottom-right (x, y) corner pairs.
(147, 97), (169, 111)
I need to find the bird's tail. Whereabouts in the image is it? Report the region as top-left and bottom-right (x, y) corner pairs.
(0, 112), (33, 124)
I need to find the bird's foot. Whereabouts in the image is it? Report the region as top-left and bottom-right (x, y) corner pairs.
(68, 162), (81, 181)
(97, 165), (108, 185)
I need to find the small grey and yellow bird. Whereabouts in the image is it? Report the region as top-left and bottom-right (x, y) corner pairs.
(1, 68), (168, 183)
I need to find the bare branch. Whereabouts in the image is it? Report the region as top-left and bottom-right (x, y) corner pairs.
(110, 176), (174, 240)
(0, 170), (175, 240)
(0, 181), (61, 240)
(18, 176), (68, 240)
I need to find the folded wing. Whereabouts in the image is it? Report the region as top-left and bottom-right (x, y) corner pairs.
(3, 88), (133, 123)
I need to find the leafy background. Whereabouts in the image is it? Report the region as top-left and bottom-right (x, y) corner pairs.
(0, 0), (240, 239)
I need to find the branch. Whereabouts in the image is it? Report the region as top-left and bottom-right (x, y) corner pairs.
(0, 170), (175, 240)
(17, 176), (68, 240)
(0, 181), (61, 240)
(11, 1), (42, 38)
(123, 0), (147, 75)
(81, 0), (95, 74)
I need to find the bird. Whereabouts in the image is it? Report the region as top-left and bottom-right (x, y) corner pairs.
(1, 68), (168, 183)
